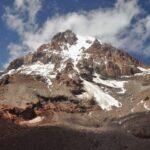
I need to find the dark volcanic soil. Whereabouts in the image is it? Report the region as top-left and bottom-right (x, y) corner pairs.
(0, 126), (150, 150)
(0, 112), (150, 150)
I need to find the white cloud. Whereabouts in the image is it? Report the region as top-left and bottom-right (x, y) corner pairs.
(3, 43), (27, 68)
(7, 43), (25, 60)
(115, 16), (150, 56)
(145, 16), (150, 33)
(27, 0), (42, 25)
(22, 0), (140, 50)
(3, 0), (150, 67)
(14, 0), (25, 9)
(3, 0), (42, 67)
(4, 0), (42, 34)
(4, 11), (24, 34)
(143, 45), (150, 56)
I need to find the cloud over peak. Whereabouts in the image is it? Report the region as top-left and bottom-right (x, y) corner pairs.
(3, 0), (150, 67)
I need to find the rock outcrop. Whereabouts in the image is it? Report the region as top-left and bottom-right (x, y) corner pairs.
(0, 30), (149, 124)
(6, 30), (141, 78)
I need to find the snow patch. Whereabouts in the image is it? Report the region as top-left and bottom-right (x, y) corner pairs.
(20, 116), (44, 125)
(0, 69), (16, 80)
(83, 79), (122, 111)
(121, 67), (150, 78)
(28, 116), (44, 124)
(59, 35), (95, 72)
(144, 103), (150, 111)
(17, 62), (56, 87)
(137, 67), (149, 72)
(2, 62), (56, 87)
(135, 67), (150, 76)
(93, 73), (126, 94)
(76, 92), (92, 100)
(66, 35), (94, 62)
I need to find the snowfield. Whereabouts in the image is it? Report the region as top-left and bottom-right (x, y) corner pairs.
(1, 62), (56, 87)
(60, 35), (95, 72)
(18, 62), (56, 86)
(93, 73), (127, 94)
(20, 116), (44, 125)
(83, 79), (122, 111)
(62, 35), (95, 62)
(136, 67), (150, 76)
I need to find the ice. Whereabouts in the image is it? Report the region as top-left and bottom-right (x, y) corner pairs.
(59, 35), (95, 72)
(2, 62), (56, 87)
(28, 116), (44, 124)
(20, 116), (44, 125)
(83, 79), (122, 111)
(136, 67), (150, 75)
(93, 73), (126, 94)
(17, 61), (55, 87)
(144, 103), (150, 111)
(137, 67), (149, 72)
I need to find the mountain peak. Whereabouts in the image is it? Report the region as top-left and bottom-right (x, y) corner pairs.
(0, 30), (150, 131)
(51, 29), (78, 46)
(6, 30), (142, 79)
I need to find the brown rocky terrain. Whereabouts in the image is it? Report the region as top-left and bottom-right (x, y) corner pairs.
(0, 112), (150, 150)
(7, 30), (142, 78)
(0, 30), (150, 150)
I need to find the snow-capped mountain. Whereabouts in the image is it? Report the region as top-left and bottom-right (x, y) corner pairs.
(0, 30), (150, 124)
(7, 30), (141, 78)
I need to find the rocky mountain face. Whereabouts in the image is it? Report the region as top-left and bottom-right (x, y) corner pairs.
(0, 30), (150, 150)
(7, 30), (141, 78)
(0, 30), (150, 135)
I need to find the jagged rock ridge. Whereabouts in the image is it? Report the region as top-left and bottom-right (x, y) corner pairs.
(0, 30), (150, 124)
(7, 30), (141, 78)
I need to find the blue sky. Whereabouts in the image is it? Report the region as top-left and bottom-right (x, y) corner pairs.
(0, 0), (150, 70)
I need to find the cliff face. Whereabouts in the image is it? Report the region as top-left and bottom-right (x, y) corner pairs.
(7, 30), (141, 78)
(0, 30), (150, 125)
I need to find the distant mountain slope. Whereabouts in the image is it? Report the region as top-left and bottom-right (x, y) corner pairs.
(0, 30), (149, 125)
